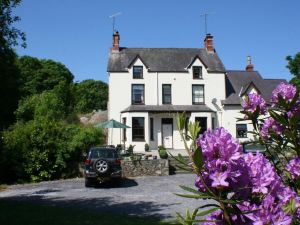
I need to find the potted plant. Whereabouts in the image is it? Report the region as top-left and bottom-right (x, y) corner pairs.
(158, 145), (168, 159)
(144, 143), (150, 152)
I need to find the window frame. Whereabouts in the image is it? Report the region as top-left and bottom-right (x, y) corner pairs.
(236, 124), (248, 138)
(162, 84), (172, 104)
(193, 66), (203, 79)
(192, 84), (205, 105)
(132, 117), (145, 141)
(133, 66), (143, 79)
(131, 84), (145, 105)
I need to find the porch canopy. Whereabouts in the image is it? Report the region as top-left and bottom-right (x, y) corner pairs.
(121, 105), (215, 113)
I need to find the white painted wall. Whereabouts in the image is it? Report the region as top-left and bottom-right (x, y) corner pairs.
(222, 105), (255, 142)
(108, 56), (227, 151)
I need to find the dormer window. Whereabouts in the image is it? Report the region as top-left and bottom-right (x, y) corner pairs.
(193, 66), (202, 79)
(133, 66), (143, 79)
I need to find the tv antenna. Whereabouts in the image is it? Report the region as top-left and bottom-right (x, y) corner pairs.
(200, 12), (215, 35)
(109, 12), (122, 34)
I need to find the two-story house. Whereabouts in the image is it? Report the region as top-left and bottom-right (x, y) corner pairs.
(107, 31), (284, 152)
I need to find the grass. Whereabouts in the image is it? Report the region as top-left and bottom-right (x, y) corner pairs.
(0, 200), (178, 225)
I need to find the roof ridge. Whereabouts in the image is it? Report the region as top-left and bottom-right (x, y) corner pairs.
(226, 70), (259, 72)
(121, 47), (204, 50)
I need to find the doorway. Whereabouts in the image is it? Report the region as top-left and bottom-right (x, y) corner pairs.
(195, 117), (207, 137)
(162, 118), (173, 149)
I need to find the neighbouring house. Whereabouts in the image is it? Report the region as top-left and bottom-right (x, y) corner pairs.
(107, 31), (284, 152)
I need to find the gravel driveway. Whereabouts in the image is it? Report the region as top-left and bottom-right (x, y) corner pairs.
(0, 174), (213, 219)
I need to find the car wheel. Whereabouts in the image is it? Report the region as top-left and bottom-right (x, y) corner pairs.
(94, 159), (109, 174)
(85, 178), (94, 188)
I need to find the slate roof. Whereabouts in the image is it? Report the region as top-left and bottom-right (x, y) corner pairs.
(108, 48), (225, 73)
(121, 105), (215, 113)
(223, 70), (286, 105)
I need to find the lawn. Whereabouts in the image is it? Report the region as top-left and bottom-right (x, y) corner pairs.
(0, 200), (177, 225)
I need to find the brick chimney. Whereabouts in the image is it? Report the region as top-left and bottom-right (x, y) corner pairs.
(246, 56), (254, 71)
(204, 33), (215, 53)
(112, 31), (120, 51)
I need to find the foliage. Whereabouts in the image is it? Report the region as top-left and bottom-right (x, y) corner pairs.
(0, 0), (26, 52)
(0, 119), (103, 183)
(145, 143), (150, 152)
(15, 82), (76, 122)
(17, 56), (74, 97)
(0, 49), (20, 129)
(175, 83), (300, 225)
(74, 79), (108, 113)
(127, 144), (135, 156)
(287, 53), (300, 90)
(158, 145), (168, 159)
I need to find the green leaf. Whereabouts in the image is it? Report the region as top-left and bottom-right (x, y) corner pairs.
(269, 110), (288, 126)
(192, 147), (204, 170)
(197, 207), (219, 217)
(175, 193), (211, 199)
(179, 185), (203, 194)
(191, 208), (199, 220)
(198, 204), (221, 209)
(176, 212), (187, 225)
(186, 208), (191, 221)
(188, 121), (201, 142)
(176, 112), (187, 131)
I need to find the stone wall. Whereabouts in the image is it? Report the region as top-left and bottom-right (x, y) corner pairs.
(121, 159), (169, 177)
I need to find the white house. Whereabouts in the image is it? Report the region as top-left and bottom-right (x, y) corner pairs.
(107, 31), (284, 152)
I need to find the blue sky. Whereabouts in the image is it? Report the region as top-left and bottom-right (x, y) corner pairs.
(15, 0), (300, 83)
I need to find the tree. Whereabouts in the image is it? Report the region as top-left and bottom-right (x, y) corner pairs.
(74, 79), (108, 113)
(1, 119), (104, 183)
(17, 56), (74, 97)
(286, 52), (300, 89)
(0, 50), (20, 129)
(0, 0), (26, 52)
(0, 0), (25, 129)
(15, 81), (77, 122)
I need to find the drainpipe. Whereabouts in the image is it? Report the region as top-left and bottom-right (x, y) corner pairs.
(157, 72), (159, 105)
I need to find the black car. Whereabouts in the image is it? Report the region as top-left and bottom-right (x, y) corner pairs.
(84, 147), (122, 187)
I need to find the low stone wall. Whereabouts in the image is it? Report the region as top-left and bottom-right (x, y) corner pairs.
(121, 159), (169, 177)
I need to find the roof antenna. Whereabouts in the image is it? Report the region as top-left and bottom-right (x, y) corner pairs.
(200, 12), (215, 35)
(109, 12), (122, 34)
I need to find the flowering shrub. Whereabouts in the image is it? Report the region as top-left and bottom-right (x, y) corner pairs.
(242, 93), (267, 115)
(175, 82), (300, 225)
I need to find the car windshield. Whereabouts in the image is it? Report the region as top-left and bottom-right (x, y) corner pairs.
(243, 143), (266, 153)
(90, 148), (116, 159)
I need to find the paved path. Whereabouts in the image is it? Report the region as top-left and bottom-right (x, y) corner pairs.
(0, 174), (213, 219)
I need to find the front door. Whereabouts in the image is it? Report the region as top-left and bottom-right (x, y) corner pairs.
(162, 124), (173, 149)
(195, 117), (207, 137)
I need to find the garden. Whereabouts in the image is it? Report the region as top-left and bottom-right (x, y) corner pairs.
(174, 82), (300, 224)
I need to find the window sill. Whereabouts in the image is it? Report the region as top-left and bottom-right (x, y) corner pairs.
(133, 77), (144, 79)
(192, 103), (205, 105)
(131, 103), (145, 105)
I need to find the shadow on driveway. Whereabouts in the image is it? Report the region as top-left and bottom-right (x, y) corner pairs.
(0, 177), (176, 220)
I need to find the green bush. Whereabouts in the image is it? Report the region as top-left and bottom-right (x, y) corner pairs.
(144, 143), (150, 152)
(158, 145), (168, 159)
(0, 118), (104, 183)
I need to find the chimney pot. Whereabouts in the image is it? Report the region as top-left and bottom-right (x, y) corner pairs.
(246, 56), (254, 71)
(204, 34), (215, 53)
(112, 31), (120, 51)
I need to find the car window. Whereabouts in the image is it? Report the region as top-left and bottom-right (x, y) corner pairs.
(90, 149), (115, 158)
(243, 143), (266, 153)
